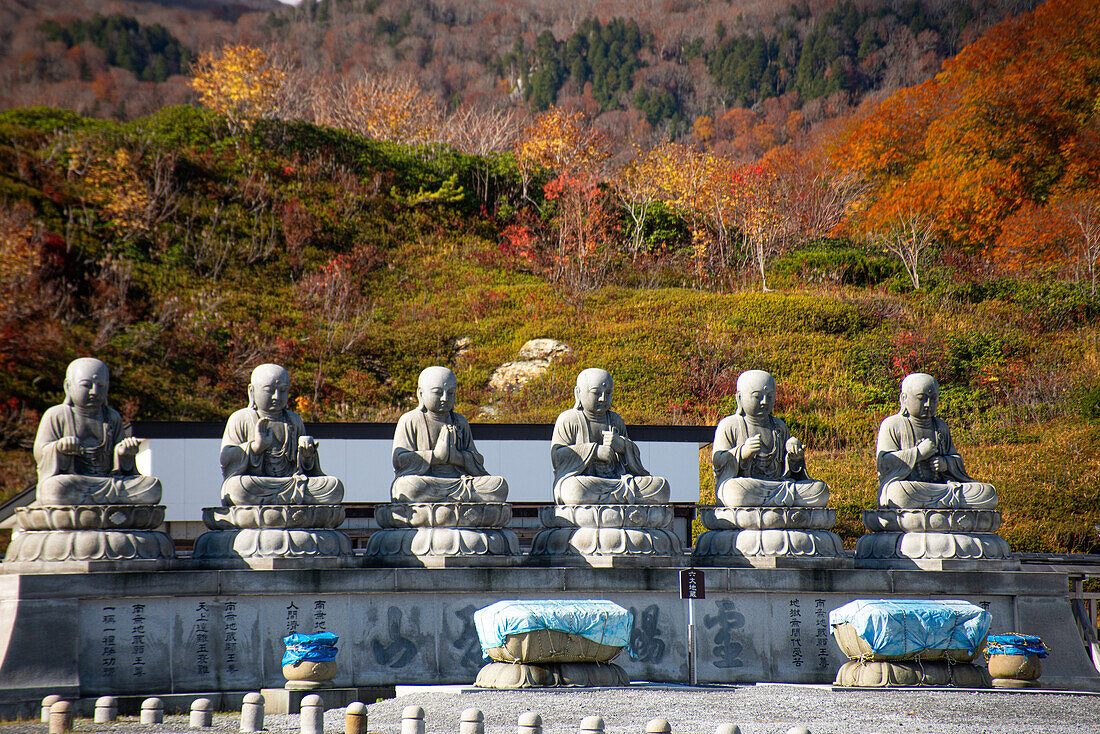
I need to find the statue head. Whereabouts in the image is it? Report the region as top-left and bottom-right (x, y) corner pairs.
(734, 369), (775, 418)
(899, 372), (939, 419)
(573, 368), (613, 416)
(417, 366), (458, 414)
(248, 363), (290, 415)
(63, 358), (109, 410)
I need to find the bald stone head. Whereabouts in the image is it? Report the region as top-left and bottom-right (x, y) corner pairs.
(574, 368), (613, 416)
(735, 369), (775, 418)
(417, 366), (458, 414)
(64, 357), (110, 410)
(249, 363), (290, 415)
(899, 372), (939, 419)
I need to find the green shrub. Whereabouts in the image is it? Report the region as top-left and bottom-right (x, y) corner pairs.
(771, 240), (901, 287)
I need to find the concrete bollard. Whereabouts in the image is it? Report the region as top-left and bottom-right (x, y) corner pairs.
(241, 692), (265, 733)
(141, 697), (165, 725)
(715, 726), (742, 734)
(191, 698), (214, 728)
(345, 702), (368, 734)
(300, 694), (324, 734)
(518, 711), (543, 734)
(41, 695), (61, 723)
(461, 708), (485, 734)
(581, 716), (605, 734)
(402, 705), (426, 734)
(94, 696), (118, 723)
(786, 728), (812, 734)
(48, 701), (73, 734)
(645, 719), (671, 734)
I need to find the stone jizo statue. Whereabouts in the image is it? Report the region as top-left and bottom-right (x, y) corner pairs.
(33, 357), (161, 506)
(391, 366), (507, 503)
(876, 373), (997, 509)
(551, 368), (669, 505)
(220, 363), (343, 506)
(712, 370), (827, 507)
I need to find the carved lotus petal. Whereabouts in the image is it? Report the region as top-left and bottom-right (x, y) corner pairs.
(861, 510), (1001, 534)
(374, 503), (512, 528)
(529, 527), (683, 557)
(4, 529), (173, 562)
(698, 506), (837, 530)
(693, 529), (845, 559)
(364, 528), (519, 559)
(855, 531), (1012, 560)
(16, 505), (166, 531)
(192, 528), (353, 559)
(202, 505), (345, 530)
(539, 504), (673, 529)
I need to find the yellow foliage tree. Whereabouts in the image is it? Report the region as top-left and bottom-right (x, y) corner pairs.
(315, 72), (441, 146)
(514, 108), (609, 202)
(189, 45), (287, 133)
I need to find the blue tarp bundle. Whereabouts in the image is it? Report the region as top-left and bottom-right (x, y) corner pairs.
(986, 634), (1048, 658)
(474, 600), (633, 655)
(829, 599), (991, 657)
(282, 632), (339, 666)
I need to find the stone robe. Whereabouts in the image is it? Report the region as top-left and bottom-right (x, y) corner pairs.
(33, 403), (161, 505)
(551, 407), (669, 505)
(390, 408), (508, 503)
(876, 413), (997, 509)
(220, 407), (343, 506)
(712, 413), (828, 508)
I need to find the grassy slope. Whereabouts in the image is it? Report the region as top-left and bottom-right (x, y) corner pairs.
(1, 107), (1099, 554)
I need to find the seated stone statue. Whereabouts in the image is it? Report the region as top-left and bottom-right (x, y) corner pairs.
(220, 363), (343, 506)
(391, 366), (508, 503)
(877, 373), (997, 509)
(33, 357), (161, 506)
(712, 369), (828, 508)
(551, 368), (669, 505)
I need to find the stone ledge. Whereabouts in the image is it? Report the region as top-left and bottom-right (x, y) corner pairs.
(260, 686), (395, 714)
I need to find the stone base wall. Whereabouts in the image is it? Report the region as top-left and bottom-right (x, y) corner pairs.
(0, 567), (1096, 706)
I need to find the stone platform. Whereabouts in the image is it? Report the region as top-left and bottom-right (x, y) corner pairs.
(0, 566), (1096, 711)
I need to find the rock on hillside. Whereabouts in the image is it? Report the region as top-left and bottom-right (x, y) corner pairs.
(488, 338), (574, 395)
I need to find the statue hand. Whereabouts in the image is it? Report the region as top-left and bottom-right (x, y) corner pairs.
(251, 417), (272, 455)
(916, 438), (936, 460)
(785, 436), (804, 459)
(116, 436), (141, 458)
(607, 428), (627, 453)
(740, 434), (763, 461)
(431, 428), (451, 465)
(596, 444), (616, 463)
(930, 457), (947, 474)
(298, 435), (318, 459)
(56, 436), (81, 455)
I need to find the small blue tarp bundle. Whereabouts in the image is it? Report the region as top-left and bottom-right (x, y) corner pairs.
(282, 632), (339, 666)
(474, 600), (633, 656)
(829, 599), (991, 657)
(986, 634), (1049, 658)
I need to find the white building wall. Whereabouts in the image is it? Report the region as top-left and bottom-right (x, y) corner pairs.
(139, 437), (703, 522)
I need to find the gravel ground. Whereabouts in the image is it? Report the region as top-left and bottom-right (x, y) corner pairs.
(6, 685), (1099, 734)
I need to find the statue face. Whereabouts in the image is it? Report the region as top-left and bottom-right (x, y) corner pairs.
(901, 375), (938, 419)
(418, 369), (457, 413)
(64, 360), (109, 409)
(575, 370), (613, 415)
(737, 372), (775, 418)
(250, 366), (290, 414)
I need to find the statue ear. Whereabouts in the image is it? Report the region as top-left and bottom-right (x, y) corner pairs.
(573, 384), (582, 410)
(248, 383), (256, 409)
(899, 393), (908, 416)
(416, 386), (425, 409)
(62, 378), (73, 405)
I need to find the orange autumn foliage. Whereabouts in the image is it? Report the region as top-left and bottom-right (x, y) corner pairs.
(835, 0), (1100, 266)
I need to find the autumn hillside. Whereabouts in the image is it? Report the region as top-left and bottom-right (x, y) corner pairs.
(1, 0), (1100, 554)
